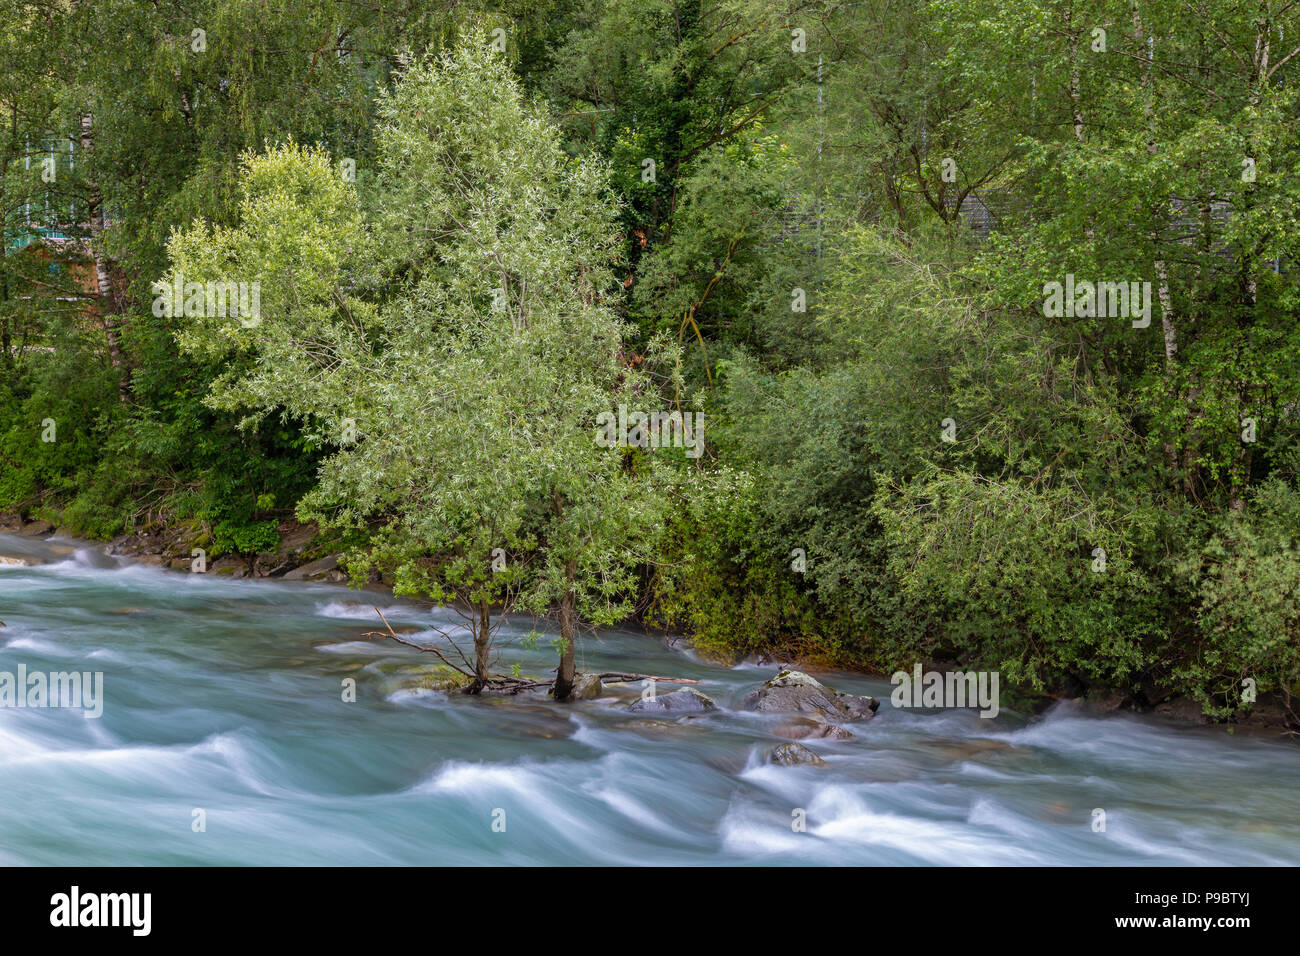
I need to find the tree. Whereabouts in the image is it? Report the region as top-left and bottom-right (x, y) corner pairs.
(170, 33), (682, 697)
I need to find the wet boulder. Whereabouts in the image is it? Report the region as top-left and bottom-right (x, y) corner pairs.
(743, 670), (878, 722)
(766, 742), (826, 767)
(283, 553), (343, 582)
(209, 557), (248, 578)
(570, 673), (603, 701)
(627, 687), (717, 714)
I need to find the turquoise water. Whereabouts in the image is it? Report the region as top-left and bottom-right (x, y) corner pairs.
(2, 532), (1298, 865)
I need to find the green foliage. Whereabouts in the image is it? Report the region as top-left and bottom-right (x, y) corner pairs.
(1174, 480), (1300, 718)
(4, 0), (1299, 723)
(651, 470), (843, 662)
(210, 518), (280, 559)
(875, 469), (1167, 690)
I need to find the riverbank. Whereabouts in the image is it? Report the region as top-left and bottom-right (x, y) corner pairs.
(0, 511), (367, 585)
(2, 513), (1295, 736)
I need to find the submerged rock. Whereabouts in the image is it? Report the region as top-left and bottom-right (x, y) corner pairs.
(622, 718), (712, 737)
(627, 687), (717, 714)
(743, 670), (879, 722)
(771, 717), (855, 740)
(925, 738), (1015, 761)
(766, 742), (826, 766)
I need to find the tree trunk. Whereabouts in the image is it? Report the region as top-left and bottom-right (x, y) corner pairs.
(1067, 12), (1085, 144)
(2, 105), (15, 367)
(79, 112), (128, 404)
(471, 598), (492, 692)
(1132, 6), (1182, 480)
(553, 558), (578, 701)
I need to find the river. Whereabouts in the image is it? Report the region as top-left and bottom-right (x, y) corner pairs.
(2, 533), (1298, 865)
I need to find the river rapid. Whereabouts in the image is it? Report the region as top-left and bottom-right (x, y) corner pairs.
(2, 532), (1298, 865)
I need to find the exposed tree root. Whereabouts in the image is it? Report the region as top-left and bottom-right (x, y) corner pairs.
(362, 606), (701, 695)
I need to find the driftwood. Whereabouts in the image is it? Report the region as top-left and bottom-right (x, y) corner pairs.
(361, 606), (700, 694)
(592, 672), (700, 685)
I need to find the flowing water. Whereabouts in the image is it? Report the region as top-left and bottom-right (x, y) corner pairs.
(1, 532), (1298, 866)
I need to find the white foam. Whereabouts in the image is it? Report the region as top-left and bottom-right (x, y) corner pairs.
(315, 601), (390, 620)
(967, 796), (1043, 842)
(2, 635), (73, 657)
(589, 785), (683, 839)
(0, 721), (53, 760)
(805, 787), (1038, 864)
(387, 688), (447, 707)
(417, 760), (539, 795)
(316, 641), (383, 655)
(719, 812), (809, 856)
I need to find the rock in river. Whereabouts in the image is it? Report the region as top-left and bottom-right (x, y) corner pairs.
(766, 742), (826, 766)
(743, 669), (878, 721)
(771, 716), (855, 740)
(570, 673), (603, 701)
(627, 687), (717, 714)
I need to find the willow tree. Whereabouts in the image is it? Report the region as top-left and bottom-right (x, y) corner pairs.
(169, 34), (675, 697)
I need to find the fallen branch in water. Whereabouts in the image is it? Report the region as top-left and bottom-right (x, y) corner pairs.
(362, 607), (701, 693)
(362, 606), (476, 679)
(593, 673), (701, 685)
